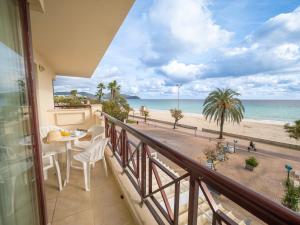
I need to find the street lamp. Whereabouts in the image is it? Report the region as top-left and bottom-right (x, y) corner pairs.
(176, 84), (181, 110)
(233, 139), (238, 153)
(285, 164), (293, 182)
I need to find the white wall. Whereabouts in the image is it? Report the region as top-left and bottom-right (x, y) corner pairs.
(33, 50), (56, 126)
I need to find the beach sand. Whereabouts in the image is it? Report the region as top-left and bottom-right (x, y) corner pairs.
(133, 109), (298, 146)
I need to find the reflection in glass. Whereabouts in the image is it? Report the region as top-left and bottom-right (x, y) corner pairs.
(0, 0), (40, 224)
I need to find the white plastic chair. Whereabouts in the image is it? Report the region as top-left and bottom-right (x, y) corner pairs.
(72, 125), (105, 150)
(43, 152), (62, 191)
(68, 138), (109, 191)
(39, 126), (64, 191)
(70, 125), (105, 169)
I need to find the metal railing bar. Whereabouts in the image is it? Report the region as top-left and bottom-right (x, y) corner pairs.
(150, 157), (178, 180)
(145, 173), (189, 199)
(150, 196), (173, 224)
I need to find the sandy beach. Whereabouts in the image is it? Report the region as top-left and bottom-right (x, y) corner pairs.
(133, 109), (299, 146)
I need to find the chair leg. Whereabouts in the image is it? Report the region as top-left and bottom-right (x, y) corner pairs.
(43, 170), (48, 180)
(87, 163), (91, 190)
(103, 157), (108, 177)
(83, 162), (90, 191)
(53, 155), (63, 191)
(66, 150), (71, 184)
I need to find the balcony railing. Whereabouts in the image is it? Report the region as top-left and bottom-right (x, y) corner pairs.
(102, 112), (300, 225)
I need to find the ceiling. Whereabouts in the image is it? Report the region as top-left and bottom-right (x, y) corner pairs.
(30, 0), (134, 77)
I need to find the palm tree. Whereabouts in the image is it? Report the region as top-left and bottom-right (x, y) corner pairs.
(108, 80), (120, 100)
(203, 88), (244, 139)
(70, 89), (77, 97)
(284, 120), (300, 140)
(96, 82), (105, 102)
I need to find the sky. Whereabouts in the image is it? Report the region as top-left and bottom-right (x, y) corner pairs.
(54, 0), (300, 99)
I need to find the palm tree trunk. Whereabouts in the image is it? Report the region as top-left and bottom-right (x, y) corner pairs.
(219, 109), (225, 139)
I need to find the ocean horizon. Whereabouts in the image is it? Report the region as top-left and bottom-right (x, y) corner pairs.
(127, 99), (300, 123)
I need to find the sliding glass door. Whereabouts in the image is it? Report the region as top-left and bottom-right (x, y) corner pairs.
(0, 0), (42, 224)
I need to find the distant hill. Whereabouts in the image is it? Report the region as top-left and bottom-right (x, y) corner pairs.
(55, 91), (140, 99)
(122, 94), (140, 99)
(103, 93), (140, 99)
(54, 91), (96, 99)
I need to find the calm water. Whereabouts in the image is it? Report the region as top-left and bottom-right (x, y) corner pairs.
(127, 99), (300, 123)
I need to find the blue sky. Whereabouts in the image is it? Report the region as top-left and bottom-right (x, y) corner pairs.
(54, 0), (300, 99)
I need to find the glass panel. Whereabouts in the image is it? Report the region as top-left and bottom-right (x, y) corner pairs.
(0, 0), (40, 225)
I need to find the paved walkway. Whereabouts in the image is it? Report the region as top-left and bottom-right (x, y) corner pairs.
(132, 120), (300, 163)
(130, 122), (300, 204)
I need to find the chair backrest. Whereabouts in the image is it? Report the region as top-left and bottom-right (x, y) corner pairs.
(87, 138), (109, 162)
(88, 125), (105, 143)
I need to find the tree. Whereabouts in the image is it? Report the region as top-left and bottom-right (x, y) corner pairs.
(102, 82), (130, 121)
(216, 141), (228, 161)
(284, 120), (300, 140)
(170, 108), (184, 129)
(141, 110), (149, 123)
(282, 180), (300, 211)
(108, 80), (121, 100)
(204, 146), (218, 170)
(118, 95), (130, 118)
(203, 88), (244, 139)
(70, 89), (78, 97)
(96, 82), (106, 102)
(17, 80), (26, 105)
(102, 100), (128, 121)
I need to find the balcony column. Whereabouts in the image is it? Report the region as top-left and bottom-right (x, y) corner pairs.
(188, 174), (199, 225)
(121, 129), (127, 168)
(140, 143), (147, 203)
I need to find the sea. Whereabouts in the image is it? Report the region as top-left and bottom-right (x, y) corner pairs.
(127, 99), (300, 123)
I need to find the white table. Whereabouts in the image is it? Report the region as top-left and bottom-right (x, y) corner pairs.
(54, 131), (87, 186)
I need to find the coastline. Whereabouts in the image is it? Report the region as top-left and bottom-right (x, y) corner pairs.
(132, 108), (297, 145)
(134, 108), (286, 125)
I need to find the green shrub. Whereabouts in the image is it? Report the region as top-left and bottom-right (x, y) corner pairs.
(245, 156), (258, 167)
(170, 108), (184, 129)
(126, 119), (136, 124)
(282, 182), (300, 211)
(102, 100), (129, 121)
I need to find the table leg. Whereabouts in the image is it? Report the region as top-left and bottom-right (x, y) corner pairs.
(63, 141), (71, 186)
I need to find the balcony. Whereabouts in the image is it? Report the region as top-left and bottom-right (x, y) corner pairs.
(42, 110), (300, 225)
(45, 153), (136, 225)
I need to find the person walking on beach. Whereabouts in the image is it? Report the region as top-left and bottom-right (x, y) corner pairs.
(248, 140), (256, 152)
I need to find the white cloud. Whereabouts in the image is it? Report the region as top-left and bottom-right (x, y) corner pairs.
(161, 60), (207, 81)
(223, 47), (249, 56)
(95, 66), (121, 79)
(269, 7), (300, 32)
(54, 2), (300, 100)
(273, 43), (300, 60)
(185, 71), (300, 99)
(249, 6), (300, 45)
(149, 0), (232, 52)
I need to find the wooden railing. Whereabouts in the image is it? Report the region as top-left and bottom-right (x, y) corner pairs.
(102, 112), (300, 225)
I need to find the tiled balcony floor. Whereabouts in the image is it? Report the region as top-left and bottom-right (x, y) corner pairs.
(45, 158), (136, 225)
